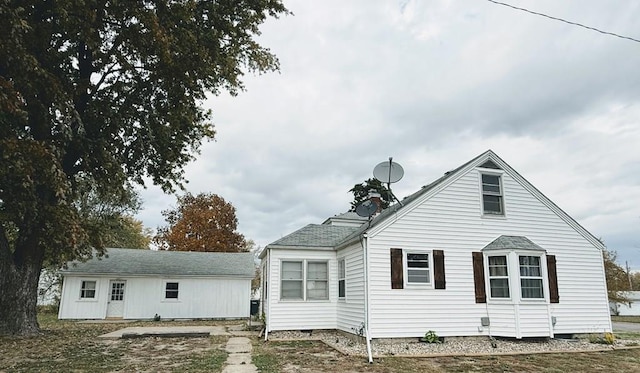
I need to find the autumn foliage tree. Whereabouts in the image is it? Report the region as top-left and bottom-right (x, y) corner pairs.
(603, 249), (631, 304)
(0, 0), (287, 336)
(155, 193), (246, 252)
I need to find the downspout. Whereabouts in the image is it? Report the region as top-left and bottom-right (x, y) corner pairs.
(264, 249), (270, 341)
(361, 233), (373, 364)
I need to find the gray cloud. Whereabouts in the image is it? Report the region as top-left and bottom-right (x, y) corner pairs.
(137, 0), (640, 270)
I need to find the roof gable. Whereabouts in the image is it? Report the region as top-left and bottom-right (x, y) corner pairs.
(62, 248), (255, 277)
(341, 150), (604, 250)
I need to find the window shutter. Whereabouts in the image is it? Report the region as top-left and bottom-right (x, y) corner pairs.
(390, 248), (404, 289)
(547, 255), (559, 303)
(433, 250), (446, 289)
(472, 252), (486, 303)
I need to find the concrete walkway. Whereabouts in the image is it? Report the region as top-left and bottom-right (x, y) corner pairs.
(222, 337), (258, 373)
(99, 325), (229, 338)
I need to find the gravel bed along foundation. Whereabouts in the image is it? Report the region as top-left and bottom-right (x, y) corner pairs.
(267, 330), (640, 357)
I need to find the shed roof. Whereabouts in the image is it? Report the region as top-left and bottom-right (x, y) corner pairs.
(62, 248), (255, 277)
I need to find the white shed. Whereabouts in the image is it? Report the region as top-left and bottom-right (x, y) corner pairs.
(260, 150), (612, 340)
(58, 248), (255, 320)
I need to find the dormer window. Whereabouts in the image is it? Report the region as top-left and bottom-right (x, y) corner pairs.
(481, 173), (504, 215)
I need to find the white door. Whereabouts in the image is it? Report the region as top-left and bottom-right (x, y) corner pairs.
(106, 280), (126, 318)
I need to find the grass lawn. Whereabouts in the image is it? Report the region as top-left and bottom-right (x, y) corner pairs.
(0, 311), (229, 372)
(613, 316), (640, 323)
(2, 311), (640, 372)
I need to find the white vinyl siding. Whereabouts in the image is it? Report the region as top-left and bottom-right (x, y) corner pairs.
(336, 244), (366, 334)
(59, 276), (252, 320)
(266, 250), (337, 332)
(363, 165), (610, 339)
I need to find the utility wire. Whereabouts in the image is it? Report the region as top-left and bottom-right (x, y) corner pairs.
(486, 0), (640, 44)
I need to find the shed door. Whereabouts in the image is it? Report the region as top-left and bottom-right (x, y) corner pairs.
(106, 280), (126, 318)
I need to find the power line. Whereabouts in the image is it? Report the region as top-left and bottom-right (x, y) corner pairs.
(486, 0), (640, 44)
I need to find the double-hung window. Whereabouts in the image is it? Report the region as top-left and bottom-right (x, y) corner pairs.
(281, 261), (304, 300)
(338, 259), (346, 299)
(80, 280), (96, 299)
(165, 282), (179, 299)
(520, 256), (544, 299)
(281, 260), (328, 301)
(481, 173), (504, 215)
(488, 256), (510, 298)
(406, 252), (430, 284)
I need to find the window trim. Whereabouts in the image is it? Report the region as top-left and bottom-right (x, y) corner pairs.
(279, 259), (330, 302)
(338, 258), (346, 299)
(481, 250), (550, 303)
(479, 170), (505, 216)
(164, 281), (180, 300)
(403, 250), (432, 287)
(519, 255), (544, 299)
(487, 255), (510, 300)
(79, 280), (97, 300)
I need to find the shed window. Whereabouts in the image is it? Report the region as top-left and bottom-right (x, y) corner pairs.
(165, 282), (179, 299)
(338, 258), (346, 299)
(481, 174), (504, 215)
(488, 256), (510, 298)
(80, 281), (96, 299)
(520, 256), (544, 299)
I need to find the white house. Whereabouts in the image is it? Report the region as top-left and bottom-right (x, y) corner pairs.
(59, 248), (255, 320)
(610, 291), (640, 316)
(260, 150), (611, 341)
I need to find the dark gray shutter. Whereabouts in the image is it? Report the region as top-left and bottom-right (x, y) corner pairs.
(547, 255), (559, 303)
(390, 248), (404, 289)
(472, 252), (486, 303)
(433, 250), (446, 289)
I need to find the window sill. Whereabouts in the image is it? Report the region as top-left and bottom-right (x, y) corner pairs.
(161, 299), (181, 303)
(278, 299), (332, 303)
(481, 213), (507, 219)
(77, 298), (98, 302)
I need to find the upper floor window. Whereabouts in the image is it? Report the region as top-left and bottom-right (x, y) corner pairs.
(481, 173), (504, 215)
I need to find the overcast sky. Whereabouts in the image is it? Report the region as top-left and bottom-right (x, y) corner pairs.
(136, 0), (640, 270)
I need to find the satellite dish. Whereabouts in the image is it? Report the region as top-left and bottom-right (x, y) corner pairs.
(373, 158), (404, 184)
(356, 199), (378, 218)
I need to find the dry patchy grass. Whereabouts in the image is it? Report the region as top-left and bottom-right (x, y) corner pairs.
(0, 312), (229, 372)
(613, 316), (640, 324)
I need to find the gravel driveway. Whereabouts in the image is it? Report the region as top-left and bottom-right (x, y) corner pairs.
(613, 321), (640, 332)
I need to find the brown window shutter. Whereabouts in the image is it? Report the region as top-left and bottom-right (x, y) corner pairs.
(472, 252), (486, 303)
(547, 255), (559, 303)
(433, 250), (446, 289)
(390, 248), (404, 289)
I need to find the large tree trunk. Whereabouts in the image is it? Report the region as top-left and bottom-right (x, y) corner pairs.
(0, 240), (44, 336)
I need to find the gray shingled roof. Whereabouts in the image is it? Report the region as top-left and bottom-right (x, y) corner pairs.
(482, 235), (544, 251)
(61, 248), (255, 277)
(268, 224), (358, 248)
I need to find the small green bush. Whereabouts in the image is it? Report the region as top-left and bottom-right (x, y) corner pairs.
(422, 330), (442, 343)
